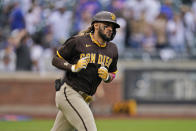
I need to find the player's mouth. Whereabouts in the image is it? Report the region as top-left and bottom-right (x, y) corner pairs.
(106, 31), (112, 37)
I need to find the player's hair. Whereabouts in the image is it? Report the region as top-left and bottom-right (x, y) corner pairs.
(77, 22), (116, 41)
(77, 25), (94, 36)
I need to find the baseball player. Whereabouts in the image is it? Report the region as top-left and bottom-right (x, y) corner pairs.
(51, 11), (120, 131)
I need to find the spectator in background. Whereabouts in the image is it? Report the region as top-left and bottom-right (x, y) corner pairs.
(192, 0), (196, 16)
(152, 13), (168, 50)
(20, 0), (32, 14)
(73, 0), (102, 34)
(122, 4), (134, 48)
(77, 10), (92, 31)
(11, 30), (32, 71)
(25, 0), (42, 35)
(9, 1), (26, 31)
(48, 1), (73, 44)
(181, 5), (196, 54)
(78, 0), (102, 16)
(107, 0), (126, 16)
(30, 42), (43, 72)
(144, 0), (160, 23)
(0, 43), (16, 72)
(167, 12), (186, 55)
(160, 0), (174, 20)
(126, 10), (148, 49)
(0, 3), (8, 28)
(124, 0), (146, 20)
(2, 0), (196, 70)
(125, 0), (160, 23)
(0, 29), (5, 50)
(112, 17), (126, 57)
(141, 24), (156, 54)
(31, 26), (55, 73)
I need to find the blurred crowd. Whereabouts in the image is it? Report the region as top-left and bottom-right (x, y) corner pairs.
(1, 0), (196, 72)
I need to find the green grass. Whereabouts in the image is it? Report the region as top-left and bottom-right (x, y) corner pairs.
(0, 120), (53, 131)
(0, 119), (196, 131)
(96, 119), (196, 131)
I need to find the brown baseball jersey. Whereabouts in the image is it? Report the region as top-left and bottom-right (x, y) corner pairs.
(57, 33), (118, 96)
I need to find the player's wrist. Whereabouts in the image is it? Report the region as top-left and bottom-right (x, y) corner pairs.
(63, 62), (73, 71)
(103, 73), (111, 83)
(71, 64), (77, 72)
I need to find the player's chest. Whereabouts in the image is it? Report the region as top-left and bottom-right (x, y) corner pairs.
(76, 43), (114, 68)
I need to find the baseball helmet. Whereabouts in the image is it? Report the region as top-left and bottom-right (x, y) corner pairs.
(91, 11), (120, 28)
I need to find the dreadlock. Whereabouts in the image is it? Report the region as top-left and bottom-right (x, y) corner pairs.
(77, 25), (94, 36)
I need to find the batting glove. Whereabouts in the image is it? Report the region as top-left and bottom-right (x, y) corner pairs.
(71, 57), (90, 72)
(98, 65), (110, 81)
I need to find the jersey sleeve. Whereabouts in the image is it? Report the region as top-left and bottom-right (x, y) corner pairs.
(108, 45), (118, 74)
(57, 37), (76, 62)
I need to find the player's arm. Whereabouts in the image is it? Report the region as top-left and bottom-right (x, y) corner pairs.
(107, 72), (117, 83)
(52, 51), (90, 72)
(52, 37), (89, 72)
(52, 53), (72, 71)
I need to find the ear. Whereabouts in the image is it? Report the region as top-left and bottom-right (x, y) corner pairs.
(93, 23), (99, 30)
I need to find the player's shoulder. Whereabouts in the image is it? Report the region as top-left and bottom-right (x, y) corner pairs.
(63, 34), (88, 45)
(74, 34), (90, 40)
(108, 41), (118, 57)
(108, 41), (118, 50)
(70, 34), (89, 42)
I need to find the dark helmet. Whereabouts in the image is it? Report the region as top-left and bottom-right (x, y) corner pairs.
(91, 11), (120, 28)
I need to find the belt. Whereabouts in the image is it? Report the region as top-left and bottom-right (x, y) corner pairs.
(63, 82), (93, 103)
(78, 90), (93, 103)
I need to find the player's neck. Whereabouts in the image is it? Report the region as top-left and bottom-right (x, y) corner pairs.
(92, 32), (106, 45)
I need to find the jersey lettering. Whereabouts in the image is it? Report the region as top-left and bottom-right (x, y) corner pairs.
(97, 54), (103, 64)
(80, 53), (85, 58)
(80, 53), (112, 68)
(86, 53), (90, 59)
(102, 55), (106, 64)
(105, 58), (112, 68)
(90, 53), (96, 63)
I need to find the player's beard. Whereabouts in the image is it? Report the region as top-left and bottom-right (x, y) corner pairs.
(98, 27), (112, 42)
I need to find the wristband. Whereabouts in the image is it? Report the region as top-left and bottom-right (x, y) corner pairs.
(111, 73), (116, 79)
(71, 65), (76, 72)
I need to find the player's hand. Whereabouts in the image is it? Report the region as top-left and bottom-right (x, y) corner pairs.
(71, 57), (90, 72)
(98, 64), (109, 81)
